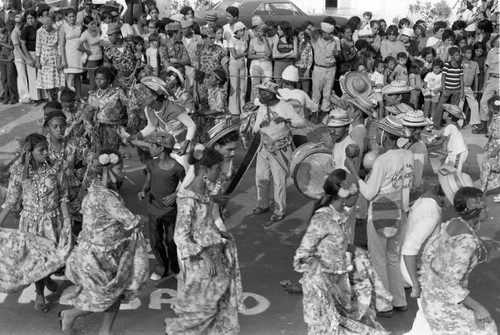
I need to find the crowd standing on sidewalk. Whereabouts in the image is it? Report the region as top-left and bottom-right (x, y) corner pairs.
(0, 0), (498, 334)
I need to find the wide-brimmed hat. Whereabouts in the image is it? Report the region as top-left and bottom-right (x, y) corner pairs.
(205, 12), (218, 21)
(144, 131), (175, 149)
(438, 164), (474, 204)
(443, 104), (465, 119)
(401, 109), (432, 127)
(322, 108), (353, 127)
(385, 102), (414, 115)
(375, 115), (412, 138)
(165, 66), (184, 85)
(166, 21), (181, 31)
(347, 96), (375, 117)
(206, 118), (241, 148)
(255, 81), (280, 97)
(382, 81), (412, 95)
(232, 21), (246, 32)
(107, 22), (122, 35)
(343, 71), (373, 99)
(140, 76), (168, 96)
(180, 19), (193, 29)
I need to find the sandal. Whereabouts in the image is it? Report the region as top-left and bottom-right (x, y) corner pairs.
(34, 295), (48, 313)
(262, 214), (284, 228)
(252, 206), (270, 215)
(280, 280), (303, 294)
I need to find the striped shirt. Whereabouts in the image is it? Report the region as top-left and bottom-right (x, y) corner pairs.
(442, 61), (463, 90)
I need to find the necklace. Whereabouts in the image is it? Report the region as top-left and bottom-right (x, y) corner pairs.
(96, 86), (109, 99)
(203, 175), (222, 195)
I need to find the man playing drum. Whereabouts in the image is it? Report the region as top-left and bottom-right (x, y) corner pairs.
(323, 108), (357, 170)
(252, 82), (305, 228)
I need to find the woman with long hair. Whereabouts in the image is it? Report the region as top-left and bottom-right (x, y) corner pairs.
(165, 146), (243, 335)
(60, 148), (148, 335)
(294, 26), (313, 94)
(59, 8), (84, 99)
(420, 186), (498, 334)
(294, 169), (391, 335)
(273, 21), (297, 83)
(77, 15), (102, 92)
(0, 133), (71, 312)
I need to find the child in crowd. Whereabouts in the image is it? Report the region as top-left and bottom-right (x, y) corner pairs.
(371, 59), (385, 117)
(473, 41), (486, 89)
(354, 39), (369, 67)
(433, 47), (464, 128)
(360, 11), (372, 31)
(409, 63), (423, 109)
(341, 24), (356, 64)
(146, 33), (159, 76)
(419, 47), (436, 78)
(138, 132), (185, 281)
(436, 29), (456, 61)
(427, 104), (468, 171)
(460, 45), (480, 127)
(99, 11), (112, 45)
(390, 52), (409, 83)
(423, 59), (443, 118)
(384, 56), (396, 84)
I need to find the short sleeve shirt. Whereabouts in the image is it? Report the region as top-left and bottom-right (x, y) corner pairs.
(443, 124), (467, 155)
(20, 25), (37, 52)
(462, 60), (479, 87)
(146, 159), (185, 216)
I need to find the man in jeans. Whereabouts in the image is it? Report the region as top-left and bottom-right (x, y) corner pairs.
(433, 46), (464, 129)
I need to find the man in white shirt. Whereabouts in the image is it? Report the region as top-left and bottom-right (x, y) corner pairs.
(252, 82), (305, 228)
(323, 108), (356, 170)
(345, 115), (414, 317)
(223, 6), (239, 43)
(181, 19), (202, 95)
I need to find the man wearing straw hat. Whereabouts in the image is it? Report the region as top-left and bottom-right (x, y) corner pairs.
(345, 115), (414, 317)
(323, 108), (357, 171)
(310, 17), (341, 116)
(252, 82), (305, 227)
(201, 12), (218, 36)
(400, 164), (473, 334)
(160, 21), (190, 72)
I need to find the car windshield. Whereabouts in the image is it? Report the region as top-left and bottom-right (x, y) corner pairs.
(252, 2), (304, 16)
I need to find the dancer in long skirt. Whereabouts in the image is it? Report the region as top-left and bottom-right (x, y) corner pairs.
(294, 169), (391, 335)
(60, 148), (148, 335)
(165, 147), (242, 335)
(0, 133), (71, 312)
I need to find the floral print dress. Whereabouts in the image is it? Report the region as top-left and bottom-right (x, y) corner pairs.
(294, 205), (391, 335)
(0, 162), (72, 293)
(480, 113), (500, 191)
(64, 182), (148, 312)
(420, 220), (498, 335)
(165, 188), (243, 335)
(36, 27), (65, 90)
(104, 41), (137, 89)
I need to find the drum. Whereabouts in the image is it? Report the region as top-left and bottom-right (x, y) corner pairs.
(290, 143), (335, 199)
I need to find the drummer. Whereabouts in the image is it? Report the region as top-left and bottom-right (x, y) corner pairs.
(252, 82), (305, 228)
(323, 108), (357, 170)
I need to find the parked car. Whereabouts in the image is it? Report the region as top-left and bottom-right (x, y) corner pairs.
(195, 0), (347, 30)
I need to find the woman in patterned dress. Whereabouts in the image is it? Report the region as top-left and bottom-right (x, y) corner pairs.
(420, 187), (498, 334)
(104, 22), (138, 89)
(165, 147), (243, 335)
(35, 12), (64, 101)
(59, 8), (84, 99)
(44, 110), (90, 235)
(60, 148), (148, 335)
(480, 96), (500, 194)
(0, 133), (71, 312)
(294, 169), (391, 335)
(85, 66), (137, 153)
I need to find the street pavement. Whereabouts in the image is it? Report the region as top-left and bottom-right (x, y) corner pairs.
(0, 102), (499, 335)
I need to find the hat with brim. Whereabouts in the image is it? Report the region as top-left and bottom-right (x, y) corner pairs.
(322, 108), (353, 127)
(232, 21), (246, 33)
(344, 71), (373, 99)
(347, 96), (375, 117)
(443, 104), (465, 119)
(320, 22), (335, 34)
(100, 5), (120, 13)
(438, 164), (474, 204)
(382, 81), (412, 95)
(385, 102), (414, 115)
(144, 131), (175, 149)
(205, 12), (218, 21)
(140, 76), (168, 96)
(166, 66), (184, 85)
(107, 22), (122, 35)
(401, 109), (432, 127)
(205, 118), (241, 148)
(375, 115), (412, 138)
(255, 82), (281, 97)
(166, 21), (181, 31)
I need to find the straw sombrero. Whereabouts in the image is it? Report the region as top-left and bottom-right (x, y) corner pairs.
(205, 118), (241, 148)
(255, 81), (281, 97)
(443, 104), (465, 119)
(385, 103), (414, 115)
(140, 76), (168, 96)
(382, 81), (412, 95)
(375, 115), (412, 138)
(166, 66), (185, 85)
(322, 108), (353, 127)
(343, 72), (372, 99)
(438, 164), (474, 204)
(346, 96), (375, 117)
(401, 109), (432, 127)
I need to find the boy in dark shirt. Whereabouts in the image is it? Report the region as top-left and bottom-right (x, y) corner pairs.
(138, 132), (185, 280)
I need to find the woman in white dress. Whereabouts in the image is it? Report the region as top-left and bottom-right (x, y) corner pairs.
(59, 8), (84, 99)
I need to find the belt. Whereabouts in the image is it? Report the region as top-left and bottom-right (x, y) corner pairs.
(490, 73), (500, 78)
(315, 64), (336, 69)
